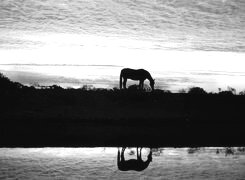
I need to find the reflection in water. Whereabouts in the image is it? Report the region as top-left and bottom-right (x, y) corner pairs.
(117, 147), (152, 171)
(0, 148), (245, 179)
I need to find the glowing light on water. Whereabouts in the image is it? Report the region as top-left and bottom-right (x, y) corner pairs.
(0, 147), (245, 179)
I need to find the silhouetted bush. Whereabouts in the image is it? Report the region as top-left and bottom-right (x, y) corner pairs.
(225, 147), (235, 156)
(178, 89), (187, 93)
(79, 85), (94, 91)
(113, 87), (119, 91)
(152, 148), (164, 156)
(187, 148), (200, 154)
(162, 89), (172, 93)
(237, 147), (245, 152)
(218, 87), (236, 96)
(239, 90), (245, 95)
(0, 72), (23, 91)
(218, 91), (234, 96)
(0, 72), (10, 82)
(127, 84), (142, 92)
(50, 85), (63, 90)
(227, 86), (236, 94)
(153, 89), (167, 93)
(0, 73), (13, 88)
(188, 87), (207, 94)
(143, 84), (152, 92)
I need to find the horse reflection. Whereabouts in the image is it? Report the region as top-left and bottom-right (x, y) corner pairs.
(117, 147), (152, 171)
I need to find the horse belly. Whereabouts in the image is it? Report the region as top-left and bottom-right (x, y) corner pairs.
(127, 75), (144, 81)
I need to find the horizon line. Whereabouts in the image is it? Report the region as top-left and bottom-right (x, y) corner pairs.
(0, 63), (123, 67)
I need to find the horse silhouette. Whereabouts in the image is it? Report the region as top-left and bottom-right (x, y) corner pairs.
(117, 147), (152, 171)
(119, 68), (155, 91)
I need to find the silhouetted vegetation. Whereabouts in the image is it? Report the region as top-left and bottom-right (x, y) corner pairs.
(152, 148), (164, 156)
(1, 72), (245, 147)
(237, 147), (245, 152)
(0, 73), (24, 92)
(239, 90), (245, 95)
(225, 147), (235, 156)
(218, 86), (237, 96)
(188, 87), (207, 94)
(187, 148), (201, 154)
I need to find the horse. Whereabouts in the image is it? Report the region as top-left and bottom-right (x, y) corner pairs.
(117, 147), (152, 171)
(119, 68), (155, 91)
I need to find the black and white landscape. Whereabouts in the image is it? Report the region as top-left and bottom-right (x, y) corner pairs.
(1, 0), (245, 179)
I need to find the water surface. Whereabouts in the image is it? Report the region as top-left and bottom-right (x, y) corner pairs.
(1, 148), (245, 179)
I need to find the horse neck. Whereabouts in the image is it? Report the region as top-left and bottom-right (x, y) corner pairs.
(136, 158), (151, 171)
(146, 73), (153, 83)
(144, 158), (151, 166)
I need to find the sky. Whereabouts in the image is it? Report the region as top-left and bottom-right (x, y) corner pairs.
(1, 0), (245, 92)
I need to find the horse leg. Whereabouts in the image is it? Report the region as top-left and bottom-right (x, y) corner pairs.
(123, 78), (127, 89)
(139, 80), (144, 89)
(139, 81), (142, 89)
(121, 147), (126, 161)
(117, 148), (121, 163)
(138, 147), (143, 161)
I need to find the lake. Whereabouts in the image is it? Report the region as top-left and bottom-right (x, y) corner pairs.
(0, 147), (245, 179)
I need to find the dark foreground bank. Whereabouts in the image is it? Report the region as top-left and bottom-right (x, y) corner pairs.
(0, 73), (245, 147)
(1, 117), (245, 147)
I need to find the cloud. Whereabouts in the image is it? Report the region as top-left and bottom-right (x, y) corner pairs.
(0, 36), (45, 49)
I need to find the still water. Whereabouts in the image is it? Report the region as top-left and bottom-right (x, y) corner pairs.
(0, 147), (245, 179)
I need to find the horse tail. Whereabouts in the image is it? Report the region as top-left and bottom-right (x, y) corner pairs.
(119, 70), (123, 89)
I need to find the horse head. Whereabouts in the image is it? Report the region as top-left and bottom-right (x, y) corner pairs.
(150, 79), (155, 91)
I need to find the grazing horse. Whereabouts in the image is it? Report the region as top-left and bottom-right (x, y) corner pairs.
(117, 147), (152, 171)
(119, 68), (155, 91)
